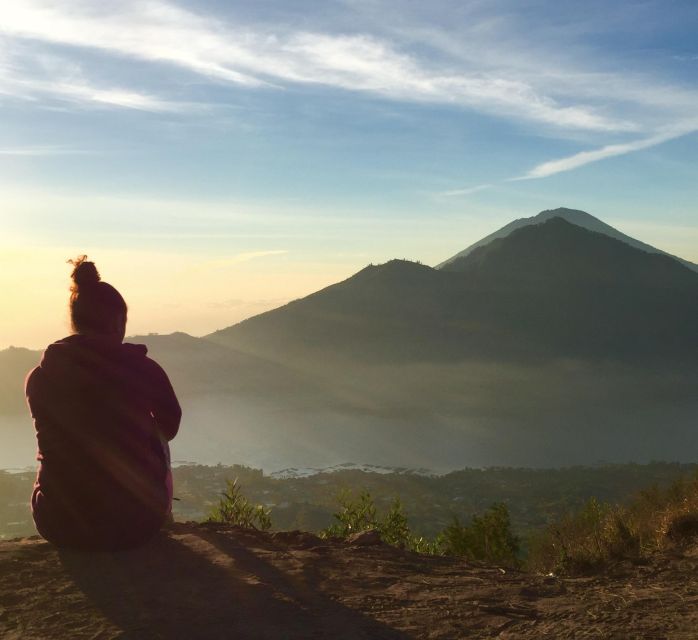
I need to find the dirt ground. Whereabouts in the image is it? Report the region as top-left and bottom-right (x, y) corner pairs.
(1, 522), (697, 639)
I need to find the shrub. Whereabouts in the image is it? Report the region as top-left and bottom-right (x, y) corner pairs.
(527, 472), (698, 575)
(527, 497), (629, 574)
(379, 497), (412, 547)
(207, 478), (272, 530)
(321, 491), (519, 561)
(322, 490), (377, 539)
(437, 503), (520, 567)
(321, 490), (425, 550)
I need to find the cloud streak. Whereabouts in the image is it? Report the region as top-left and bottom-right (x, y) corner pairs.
(437, 119), (698, 196)
(0, 0), (635, 131)
(0, 45), (190, 112)
(2, 0), (696, 190)
(436, 184), (493, 198)
(515, 120), (698, 180)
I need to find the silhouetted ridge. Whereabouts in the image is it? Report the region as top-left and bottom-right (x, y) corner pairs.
(318, 259), (439, 294)
(208, 217), (698, 364)
(437, 207), (698, 273)
(208, 259), (448, 362)
(443, 217), (697, 288)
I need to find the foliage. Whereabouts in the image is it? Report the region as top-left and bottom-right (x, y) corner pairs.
(322, 490), (412, 547)
(322, 490), (377, 539)
(436, 503), (520, 567)
(379, 497), (412, 547)
(527, 497), (625, 574)
(527, 472), (698, 575)
(6, 462), (698, 548)
(321, 490), (440, 551)
(206, 478), (272, 531)
(321, 490), (518, 561)
(167, 462), (698, 539)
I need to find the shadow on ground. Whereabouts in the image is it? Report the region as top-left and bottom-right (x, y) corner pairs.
(58, 524), (405, 640)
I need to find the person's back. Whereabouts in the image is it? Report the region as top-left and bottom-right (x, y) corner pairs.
(25, 257), (181, 550)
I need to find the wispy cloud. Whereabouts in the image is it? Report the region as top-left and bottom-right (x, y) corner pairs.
(515, 120), (698, 180)
(2, 0), (697, 186)
(0, 45), (190, 112)
(43, 82), (185, 112)
(0, 0), (636, 131)
(366, 5), (698, 131)
(436, 184), (493, 197)
(435, 119), (698, 196)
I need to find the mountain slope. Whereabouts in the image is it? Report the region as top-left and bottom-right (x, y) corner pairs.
(437, 207), (698, 273)
(208, 259), (453, 361)
(209, 217), (698, 363)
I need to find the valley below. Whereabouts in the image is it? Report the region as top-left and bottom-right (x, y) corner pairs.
(3, 461), (697, 542)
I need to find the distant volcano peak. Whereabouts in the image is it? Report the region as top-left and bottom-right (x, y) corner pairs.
(437, 207), (698, 273)
(537, 207), (597, 221)
(541, 206), (590, 215)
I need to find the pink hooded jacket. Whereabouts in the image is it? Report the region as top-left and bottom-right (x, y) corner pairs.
(25, 334), (181, 550)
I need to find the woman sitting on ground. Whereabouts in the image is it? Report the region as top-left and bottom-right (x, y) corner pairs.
(25, 256), (181, 550)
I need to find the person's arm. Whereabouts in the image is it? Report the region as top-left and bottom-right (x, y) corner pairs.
(25, 366), (41, 418)
(143, 359), (181, 441)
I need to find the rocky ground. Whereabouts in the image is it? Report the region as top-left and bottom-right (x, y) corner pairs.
(1, 522), (697, 639)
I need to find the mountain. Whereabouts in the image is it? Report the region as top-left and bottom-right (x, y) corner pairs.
(436, 207), (698, 273)
(200, 215), (698, 468)
(2, 210), (697, 470)
(209, 217), (698, 364)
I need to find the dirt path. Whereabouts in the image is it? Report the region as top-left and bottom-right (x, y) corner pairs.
(1, 522), (697, 639)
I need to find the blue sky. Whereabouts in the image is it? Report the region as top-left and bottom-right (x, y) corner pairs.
(1, 0), (697, 347)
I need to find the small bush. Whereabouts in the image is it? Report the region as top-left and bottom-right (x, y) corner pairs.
(666, 514), (698, 543)
(207, 478), (272, 531)
(321, 490), (433, 550)
(379, 497), (412, 547)
(527, 498), (632, 574)
(322, 490), (377, 539)
(437, 503), (520, 567)
(321, 491), (519, 562)
(527, 472), (698, 575)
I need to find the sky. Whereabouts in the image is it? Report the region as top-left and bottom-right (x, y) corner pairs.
(1, 0), (697, 349)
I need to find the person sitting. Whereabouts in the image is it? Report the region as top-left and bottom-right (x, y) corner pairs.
(25, 256), (181, 550)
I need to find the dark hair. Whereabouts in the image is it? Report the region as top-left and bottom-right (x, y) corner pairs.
(68, 256), (127, 335)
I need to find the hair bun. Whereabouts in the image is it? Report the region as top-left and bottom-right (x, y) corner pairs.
(69, 255), (101, 288)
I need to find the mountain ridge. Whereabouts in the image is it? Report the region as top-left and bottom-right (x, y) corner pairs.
(436, 207), (698, 273)
(208, 216), (698, 364)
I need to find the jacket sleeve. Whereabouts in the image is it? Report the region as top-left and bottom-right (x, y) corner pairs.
(143, 358), (181, 441)
(25, 366), (44, 419)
